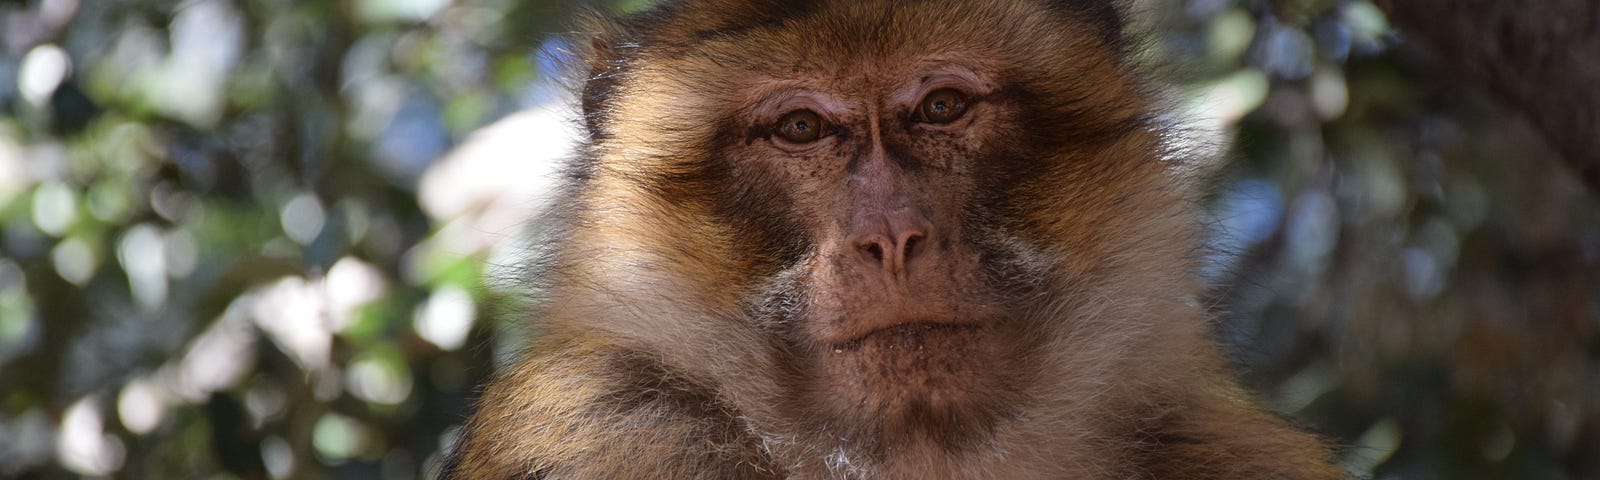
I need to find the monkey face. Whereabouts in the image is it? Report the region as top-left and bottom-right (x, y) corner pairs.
(727, 66), (1009, 331)
(726, 65), (1047, 450)
(576, 0), (1189, 455)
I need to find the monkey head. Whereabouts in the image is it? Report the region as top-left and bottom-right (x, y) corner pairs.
(559, 0), (1198, 457)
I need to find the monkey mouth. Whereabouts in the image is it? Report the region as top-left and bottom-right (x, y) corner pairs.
(826, 321), (985, 353)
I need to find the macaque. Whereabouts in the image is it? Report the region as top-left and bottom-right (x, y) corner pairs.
(448, 0), (1344, 478)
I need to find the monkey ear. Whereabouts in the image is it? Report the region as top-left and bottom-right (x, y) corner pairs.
(1042, 0), (1127, 46)
(576, 13), (634, 138)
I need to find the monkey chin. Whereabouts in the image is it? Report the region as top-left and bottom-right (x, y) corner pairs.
(800, 318), (1024, 454)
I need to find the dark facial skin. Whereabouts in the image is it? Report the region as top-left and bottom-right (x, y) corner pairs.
(721, 62), (1058, 452)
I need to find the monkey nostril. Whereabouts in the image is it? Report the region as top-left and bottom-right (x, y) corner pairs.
(864, 243), (885, 263)
(852, 229), (930, 274)
(902, 233), (922, 260)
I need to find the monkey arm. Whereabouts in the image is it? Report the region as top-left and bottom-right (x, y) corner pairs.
(444, 334), (779, 479)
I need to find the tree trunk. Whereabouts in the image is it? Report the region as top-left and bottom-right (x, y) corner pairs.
(1376, 0), (1600, 188)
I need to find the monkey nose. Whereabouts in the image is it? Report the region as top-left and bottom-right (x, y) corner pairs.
(849, 217), (931, 277)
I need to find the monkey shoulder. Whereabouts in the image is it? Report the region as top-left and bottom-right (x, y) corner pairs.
(1128, 392), (1350, 480)
(445, 338), (779, 479)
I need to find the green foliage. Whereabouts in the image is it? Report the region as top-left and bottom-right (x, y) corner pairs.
(0, 0), (611, 477)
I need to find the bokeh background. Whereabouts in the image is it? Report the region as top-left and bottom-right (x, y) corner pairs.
(0, 0), (1595, 478)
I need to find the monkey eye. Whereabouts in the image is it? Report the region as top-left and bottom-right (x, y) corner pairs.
(917, 88), (968, 124)
(776, 109), (824, 143)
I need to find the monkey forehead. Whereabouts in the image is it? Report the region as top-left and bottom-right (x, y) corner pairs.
(629, 0), (1120, 87)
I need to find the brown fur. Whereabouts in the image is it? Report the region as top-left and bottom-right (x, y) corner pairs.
(449, 0), (1345, 478)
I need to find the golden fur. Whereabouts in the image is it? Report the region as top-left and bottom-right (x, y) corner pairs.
(448, 0), (1345, 478)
